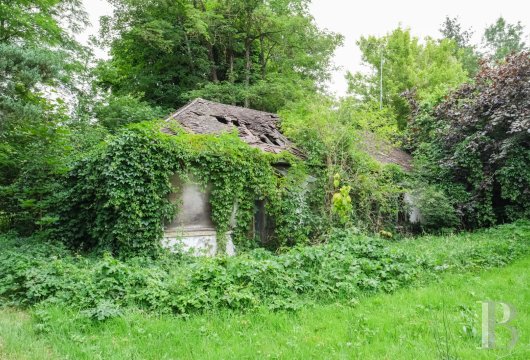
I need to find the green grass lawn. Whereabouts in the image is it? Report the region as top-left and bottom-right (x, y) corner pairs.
(1, 254), (528, 359)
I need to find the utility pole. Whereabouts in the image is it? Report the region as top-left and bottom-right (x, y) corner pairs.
(379, 49), (384, 110)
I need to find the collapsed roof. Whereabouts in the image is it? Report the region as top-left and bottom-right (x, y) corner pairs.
(165, 98), (412, 170)
(165, 98), (304, 158)
(357, 130), (413, 171)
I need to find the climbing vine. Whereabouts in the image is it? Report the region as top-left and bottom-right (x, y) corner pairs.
(56, 121), (310, 256)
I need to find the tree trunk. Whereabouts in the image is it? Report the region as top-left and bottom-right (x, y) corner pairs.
(228, 45), (236, 105)
(207, 43), (218, 82)
(184, 32), (194, 71)
(228, 42), (234, 82)
(244, 38), (251, 108)
(259, 34), (266, 79)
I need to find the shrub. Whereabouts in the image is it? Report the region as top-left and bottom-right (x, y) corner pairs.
(2, 221), (528, 318)
(409, 53), (530, 228)
(0, 232), (420, 315)
(412, 185), (460, 232)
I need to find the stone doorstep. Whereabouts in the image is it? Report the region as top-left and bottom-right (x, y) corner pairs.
(164, 227), (218, 238)
(162, 228), (236, 256)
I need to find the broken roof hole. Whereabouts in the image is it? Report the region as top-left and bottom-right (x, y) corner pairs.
(265, 134), (280, 146)
(164, 98), (306, 158)
(213, 115), (229, 124)
(259, 135), (271, 144)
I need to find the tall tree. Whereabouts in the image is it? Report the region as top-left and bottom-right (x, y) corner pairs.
(346, 27), (468, 130)
(0, 0), (88, 233)
(96, 0), (342, 112)
(483, 17), (527, 61)
(439, 16), (480, 76)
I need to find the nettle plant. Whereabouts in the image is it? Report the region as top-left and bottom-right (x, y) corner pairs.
(57, 121), (310, 256)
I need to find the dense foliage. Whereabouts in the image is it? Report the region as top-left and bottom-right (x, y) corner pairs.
(410, 52), (530, 228)
(1, 4), (530, 345)
(0, 232), (419, 315)
(96, 0), (342, 112)
(2, 0), (528, 243)
(280, 97), (409, 233)
(55, 121), (318, 256)
(346, 27), (469, 130)
(0, 0), (91, 234)
(94, 94), (166, 131)
(1, 221), (528, 318)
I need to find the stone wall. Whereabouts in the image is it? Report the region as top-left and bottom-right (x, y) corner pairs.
(163, 176), (236, 256)
(162, 228), (235, 256)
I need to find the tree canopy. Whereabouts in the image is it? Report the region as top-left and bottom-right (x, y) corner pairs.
(0, 0), (89, 233)
(439, 16), (480, 76)
(483, 17), (527, 61)
(95, 0), (342, 112)
(346, 27), (468, 130)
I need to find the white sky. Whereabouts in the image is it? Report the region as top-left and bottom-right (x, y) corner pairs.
(80, 0), (530, 96)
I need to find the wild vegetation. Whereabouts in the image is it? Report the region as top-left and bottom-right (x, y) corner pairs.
(1, 221), (529, 359)
(1, 222), (528, 318)
(1, 1), (529, 358)
(1, 1), (528, 243)
(2, 254), (529, 359)
(409, 53), (530, 228)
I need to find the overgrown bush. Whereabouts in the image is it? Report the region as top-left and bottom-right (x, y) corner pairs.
(408, 53), (530, 228)
(55, 121), (313, 256)
(1, 232), (419, 315)
(411, 185), (460, 232)
(2, 221), (528, 319)
(280, 97), (409, 233)
(265, 162), (316, 247)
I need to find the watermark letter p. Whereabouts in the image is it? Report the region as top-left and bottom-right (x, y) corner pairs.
(479, 301), (518, 349)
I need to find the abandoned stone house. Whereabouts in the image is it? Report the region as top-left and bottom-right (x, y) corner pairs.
(161, 98), (304, 256)
(161, 98), (417, 256)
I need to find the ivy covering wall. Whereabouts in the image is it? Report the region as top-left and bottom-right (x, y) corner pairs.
(56, 121), (311, 256)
